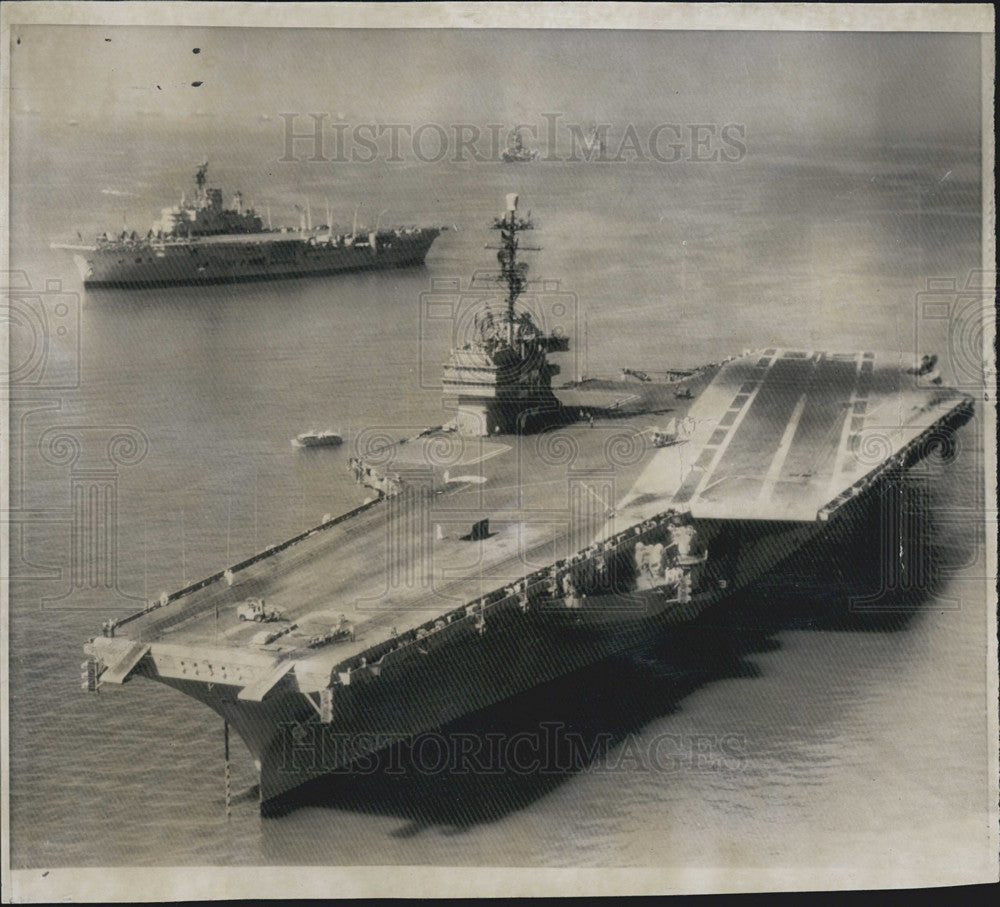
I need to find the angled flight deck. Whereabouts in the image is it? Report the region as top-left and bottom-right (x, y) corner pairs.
(606, 349), (973, 530)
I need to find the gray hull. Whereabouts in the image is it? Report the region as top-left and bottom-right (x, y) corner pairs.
(80, 350), (975, 815)
(151, 512), (825, 811)
(72, 229), (441, 288)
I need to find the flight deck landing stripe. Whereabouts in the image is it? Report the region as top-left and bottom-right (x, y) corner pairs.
(685, 350), (783, 504)
(757, 390), (811, 502)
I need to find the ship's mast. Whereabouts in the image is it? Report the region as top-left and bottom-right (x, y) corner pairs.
(195, 161), (209, 202)
(492, 193), (534, 347)
(443, 193), (563, 437)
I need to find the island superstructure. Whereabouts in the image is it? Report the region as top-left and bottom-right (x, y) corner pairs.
(442, 193), (568, 435)
(52, 162), (443, 287)
(81, 195), (974, 813)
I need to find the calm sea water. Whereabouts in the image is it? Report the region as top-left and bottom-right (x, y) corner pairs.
(8, 117), (990, 872)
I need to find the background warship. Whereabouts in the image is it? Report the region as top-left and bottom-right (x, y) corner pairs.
(81, 195), (974, 814)
(52, 162), (443, 287)
(501, 129), (538, 163)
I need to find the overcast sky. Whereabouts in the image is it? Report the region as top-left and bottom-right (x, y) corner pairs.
(10, 27), (982, 143)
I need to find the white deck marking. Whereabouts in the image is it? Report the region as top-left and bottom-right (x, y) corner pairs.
(757, 391), (810, 502)
(579, 480), (615, 512)
(460, 443), (511, 467)
(689, 350), (785, 503)
(826, 353), (865, 500)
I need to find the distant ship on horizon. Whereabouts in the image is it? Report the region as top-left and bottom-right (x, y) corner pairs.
(501, 128), (538, 163)
(52, 161), (444, 288)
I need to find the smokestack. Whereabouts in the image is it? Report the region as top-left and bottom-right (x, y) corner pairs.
(505, 193), (519, 213)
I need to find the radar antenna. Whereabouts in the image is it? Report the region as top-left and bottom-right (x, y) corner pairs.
(490, 193), (538, 346)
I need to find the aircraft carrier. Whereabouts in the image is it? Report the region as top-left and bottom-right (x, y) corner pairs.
(51, 162), (443, 288)
(81, 196), (974, 813)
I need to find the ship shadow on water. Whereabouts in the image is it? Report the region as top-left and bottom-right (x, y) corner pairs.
(265, 487), (964, 836)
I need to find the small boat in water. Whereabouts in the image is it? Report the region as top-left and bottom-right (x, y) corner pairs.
(293, 429), (343, 448)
